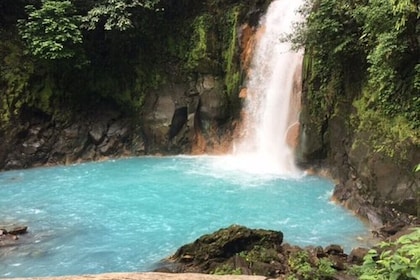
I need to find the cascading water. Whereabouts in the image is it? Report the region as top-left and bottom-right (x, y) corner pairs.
(235, 0), (303, 175)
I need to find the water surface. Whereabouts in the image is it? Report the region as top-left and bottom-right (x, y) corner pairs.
(0, 156), (369, 277)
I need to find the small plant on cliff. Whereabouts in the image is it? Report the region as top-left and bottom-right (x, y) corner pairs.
(355, 227), (420, 280)
(222, 5), (241, 98)
(239, 245), (279, 263)
(211, 264), (242, 275)
(185, 14), (211, 70)
(287, 250), (335, 280)
(0, 37), (34, 126)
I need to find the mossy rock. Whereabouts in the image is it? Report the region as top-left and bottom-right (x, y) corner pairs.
(168, 225), (283, 273)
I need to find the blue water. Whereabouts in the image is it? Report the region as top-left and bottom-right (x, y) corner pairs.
(0, 156), (370, 277)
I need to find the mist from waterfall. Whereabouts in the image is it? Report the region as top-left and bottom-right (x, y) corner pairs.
(234, 0), (304, 175)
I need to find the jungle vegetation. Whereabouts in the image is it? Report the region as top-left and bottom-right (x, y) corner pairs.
(0, 0), (243, 123)
(1, 0), (418, 162)
(290, 0), (419, 161)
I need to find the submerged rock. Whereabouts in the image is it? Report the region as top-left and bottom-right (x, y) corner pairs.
(0, 224), (28, 235)
(0, 224), (28, 247)
(7, 225), (28, 235)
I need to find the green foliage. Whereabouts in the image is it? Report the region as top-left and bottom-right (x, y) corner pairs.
(0, 36), (34, 126)
(389, 0), (420, 30)
(239, 245), (279, 263)
(291, 0), (364, 85)
(355, 0), (419, 127)
(222, 5), (241, 98)
(291, 0), (365, 133)
(185, 14), (211, 70)
(350, 0), (419, 159)
(83, 0), (159, 31)
(18, 0), (83, 60)
(287, 251), (335, 280)
(352, 92), (419, 159)
(36, 76), (54, 113)
(356, 227), (420, 280)
(292, 0), (419, 162)
(211, 264), (242, 275)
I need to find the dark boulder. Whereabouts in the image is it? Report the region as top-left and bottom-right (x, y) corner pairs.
(325, 244), (344, 255)
(172, 225), (283, 261)
(166, 225), (284, 275)
(348, 247), (369, 265)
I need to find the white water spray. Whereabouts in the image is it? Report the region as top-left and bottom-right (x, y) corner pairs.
(234, 0), (304, 175)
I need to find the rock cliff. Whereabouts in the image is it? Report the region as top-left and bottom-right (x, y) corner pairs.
(0, 0), (270, 169)
(296, 52), (419, 228)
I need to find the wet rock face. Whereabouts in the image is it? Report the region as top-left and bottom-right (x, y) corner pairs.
(296, 64), (419, 226)
(142, 82), (197, 154)
(0, 105), (146, 170)
(141, 75), (231, 155)
(331, 139), (419, 228)
(198, 77), (226, 123)
(0, 73), (234, 169)
(349, 145), (419, 217)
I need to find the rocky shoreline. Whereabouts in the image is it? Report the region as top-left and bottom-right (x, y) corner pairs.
(1, 223), (417, 279)
(302, 166), (419, 240)
(5, 273), (268, 280)
(154, 225), (366, 279)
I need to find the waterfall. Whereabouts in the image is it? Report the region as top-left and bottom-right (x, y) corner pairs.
(234, 0), (303, 175)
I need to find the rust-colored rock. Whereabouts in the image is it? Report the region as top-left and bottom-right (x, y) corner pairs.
(240, 24), (257, 72)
